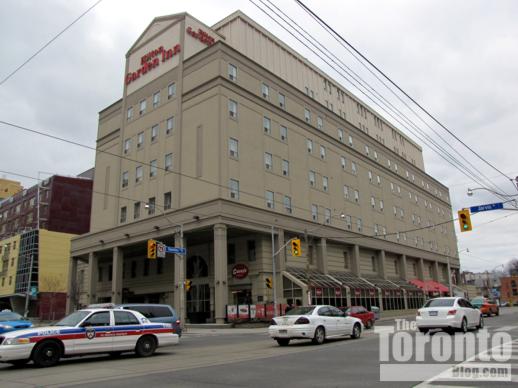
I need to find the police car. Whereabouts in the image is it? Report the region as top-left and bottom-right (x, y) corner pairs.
(0, 308), (179, 367)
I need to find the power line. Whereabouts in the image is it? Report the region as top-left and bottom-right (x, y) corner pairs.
(249, 0), (510, 202)
(294, 0), (513, 187)
(0, 0), (104, 87)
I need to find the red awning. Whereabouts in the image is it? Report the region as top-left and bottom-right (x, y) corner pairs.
(410, 279), (449, 293)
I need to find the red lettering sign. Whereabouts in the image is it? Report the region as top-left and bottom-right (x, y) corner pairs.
(315, 288), (323, 297)
(232, 264), (249, 279)
(369, 289), (375, 297)
(335, 288), (342, 297)
(186, 26), (215, 46)
(355, 289), (361, 297)
(126, 43), (181, 86)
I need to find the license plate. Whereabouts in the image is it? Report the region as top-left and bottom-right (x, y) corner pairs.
(429, 311), (438, 316)
(279, 330), (287, 334)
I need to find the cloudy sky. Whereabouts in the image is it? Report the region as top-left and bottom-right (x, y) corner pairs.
(1, 0), (517, 273)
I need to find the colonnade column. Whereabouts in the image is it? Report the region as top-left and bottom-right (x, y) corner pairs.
(86, 252), (98, 305)
(111, 247), (123, 304)
(214, 224), (228, 324)
(66, 256), (78, 313)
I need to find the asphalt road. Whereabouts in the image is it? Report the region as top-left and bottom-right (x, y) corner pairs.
(1, 308), (517, 388)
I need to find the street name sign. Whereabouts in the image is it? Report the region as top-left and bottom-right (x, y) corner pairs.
(166, 246), (187, 255)
(470, 202), (504, 213)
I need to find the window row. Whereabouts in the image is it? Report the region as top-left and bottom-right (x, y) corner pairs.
(123, 116), (175, 154)
(121, 155), (173, 187)
(119, 193), (171, 223)
(126, 82), (176, 120)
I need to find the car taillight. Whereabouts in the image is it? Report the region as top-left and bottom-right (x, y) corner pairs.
(294, 317), (310, 325)
(270, 319), (277, 325)
(176, 320), (181, 325)
(447, 309), (457, 315)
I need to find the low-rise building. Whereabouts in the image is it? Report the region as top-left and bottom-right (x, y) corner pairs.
(500, 276), (518, 305)
(0, 178), (22, 201)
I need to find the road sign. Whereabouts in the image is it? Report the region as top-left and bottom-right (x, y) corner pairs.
(157, 242), (166, 258)
(166, 246), (187, 255)
(470, 202), (504, 213)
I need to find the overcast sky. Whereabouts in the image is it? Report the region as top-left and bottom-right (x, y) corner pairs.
(1, 0), (517, 273)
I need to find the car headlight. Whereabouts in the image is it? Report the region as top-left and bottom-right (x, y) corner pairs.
(0, 324), (13, 330)
(3, 338), (31, 345)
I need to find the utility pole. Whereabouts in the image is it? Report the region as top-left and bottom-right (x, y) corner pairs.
(271, 226), (277, 316)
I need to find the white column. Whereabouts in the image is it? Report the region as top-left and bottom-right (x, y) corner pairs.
(214, 224), (228, 324)
(111, 247), (123, 304)
(86, 252), (98, 304)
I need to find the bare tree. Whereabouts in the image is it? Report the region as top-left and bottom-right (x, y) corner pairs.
(504, 258), (518, 276)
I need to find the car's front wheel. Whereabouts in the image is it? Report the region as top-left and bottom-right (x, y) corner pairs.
(351, 323), (361, 339)
(32, 340), (62, 367)
(459, 318), (468, 333)
(276, 338), (290, 346)
(312, 326), (325, 345)
(135, 335), (157, 357)
(477, 315), (484, 330)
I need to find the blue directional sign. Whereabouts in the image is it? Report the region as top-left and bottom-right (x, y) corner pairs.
(166, 246), (187, 255)
(470, 202), (504, 213)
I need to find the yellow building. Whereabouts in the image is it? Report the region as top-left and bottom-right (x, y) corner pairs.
(0, 179), (22, 201)
(0, 230), (74, 319)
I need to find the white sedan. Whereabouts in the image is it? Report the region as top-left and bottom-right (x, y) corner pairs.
(268, 305), (363, 346)
(416, 297), (484, 334)
(0, 308), (179, 367)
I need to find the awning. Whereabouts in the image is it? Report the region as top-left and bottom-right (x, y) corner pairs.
(427, 280), (449, 293)
(389, 279), (424, 293)
(362, 275), (401, 291)
(329, 271), (378, 290)
(286, 267), (341, 288)
(410, 279), (449, 293)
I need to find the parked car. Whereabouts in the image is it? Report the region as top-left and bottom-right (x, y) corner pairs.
(115, 304), (182, 336)
(416, 297), (483, 334)
(268, 305), (363, 346)
(470, 297), (499, 316)
(0, 308), (178, 367)
(0, 311), (32, 334)
(340, 306), (376, 329)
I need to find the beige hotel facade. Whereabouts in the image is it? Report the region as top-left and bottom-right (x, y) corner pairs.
(69, 11), (460, 323)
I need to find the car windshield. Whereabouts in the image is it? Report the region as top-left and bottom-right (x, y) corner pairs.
(0, 312), (23, 322)
(285, 306), (315, 316)
(424, 299), (455, 308)
(55, 310), (91, 326)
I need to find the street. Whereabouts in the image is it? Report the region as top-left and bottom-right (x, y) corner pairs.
(1, 308), (518, 388)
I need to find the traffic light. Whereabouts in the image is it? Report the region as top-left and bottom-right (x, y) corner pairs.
(147, 239), (157, 259)
(458, 209), (473, 232)
(266, 277), (273, 289)
(291, 238), (301, 257)
(185, 279), (192, 292)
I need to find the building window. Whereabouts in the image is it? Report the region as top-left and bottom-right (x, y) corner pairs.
(357, 218), (362, 232)
(164, 192), (172, 210)
(348, 135), (353, 147)
(264, 152), (273, 170)
(135, 166), (143, 183)
(371, 196), (376, 208)
(263, 116), (271, 134)
(228, 63), (237, 81)
(338, 128), (344, 142)
(123, 138), (131, 154)
(247, 240), (256, 261)
(151, 124), (159, 142)
(147, 197), (155, 215)
(354, 189), (359, 203)
(150, 160), (158, 178)
(379, 200), (384, 211)
(228, 243), (236, 264)
(139, 99), (146, 115)
(168, 82), (176, 99)
(368, 171), (373, 182)
(279, 93), (286, 109)
(266, 191), (274, 208)
(127, 106), (133, 121)
(120, 206), (127, 223)
(343, 185), (349, 199)
(282, 159), (289, 176)
(340, 156), (346, 170)
(365, 145), (370, 156)
(228, 99), (238, 118)
(374, 151), (378, 161)
(324, 208), (331, 224)
(304, 108), (311, 123)
(387, 159), (391, 168)
(307, 139), (313, 153)
(317, 116), (323, 129)
(376, 175), (381, 185)
(345, 215), (352, 229)
(137, 132), (144, 148)
(284, 195), (292, 213)
(121, 171), (129, 188)
(143, 259), (150, 277)
(229, 179), (239, 200)
(371, 256), (377, 272)
(261, 83), (269, 99)
(351, 162), (357, 175)
(344, 251), (350, 269)
(374, 224), (379, 236)
(322, 176), (329, 192)
(309, 171), (316, 187)
(229, 138), (239, 159)
(311, 204), (318, 221)
(165, 153), (173, 171)
(166, 116), (175, 135)
(153, 91), (160, 108)
(280, 125), (288, 141)
(134, 202), (140, 220)
(320, 145), (326, 159)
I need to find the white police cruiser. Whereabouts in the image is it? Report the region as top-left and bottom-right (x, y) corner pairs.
(0, 308), (179, 367)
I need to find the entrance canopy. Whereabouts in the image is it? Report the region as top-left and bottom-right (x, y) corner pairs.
(409, 279), (449, 294)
